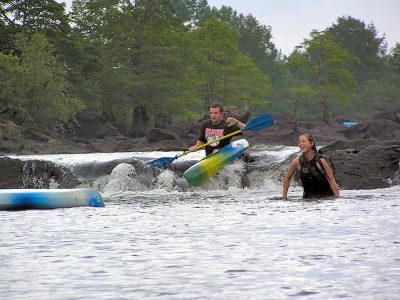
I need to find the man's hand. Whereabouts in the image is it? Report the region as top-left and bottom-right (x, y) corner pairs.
(226, 117), (239, 127)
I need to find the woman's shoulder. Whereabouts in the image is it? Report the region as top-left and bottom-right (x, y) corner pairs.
(292, 156), (300, 166)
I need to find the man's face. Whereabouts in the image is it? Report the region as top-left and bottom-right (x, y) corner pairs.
(209, 107), (223, 125)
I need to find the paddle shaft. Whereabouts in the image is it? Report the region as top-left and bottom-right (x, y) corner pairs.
(176, 129), (241, 158)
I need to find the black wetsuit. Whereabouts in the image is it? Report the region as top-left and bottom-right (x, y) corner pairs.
(299, 154), (334, 198)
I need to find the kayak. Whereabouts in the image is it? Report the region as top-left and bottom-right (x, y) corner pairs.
(342, 121), (357, 128)
(0, 189), (105, 210)
(183, 139), (250, 187)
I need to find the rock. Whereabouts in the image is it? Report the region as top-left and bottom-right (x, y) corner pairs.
(372, 109), (400, 123)
(0, 140), (24, 153)
(73, 157), (156, 187)
(344, 119), (400, 140)
(166, 121), (200, 139)
(170, 159), (198, 175)
(74, 112), (124, 139)
(24, 131), (50, 142)
(224, 106), (252, 123)
(146, 128), (181, 143)
(0, 158), (23, 188)
(0, 157), (80, 189)
(319, 139), (400, 189)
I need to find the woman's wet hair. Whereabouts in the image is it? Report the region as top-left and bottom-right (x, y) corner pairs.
(300, 133), (330, 179)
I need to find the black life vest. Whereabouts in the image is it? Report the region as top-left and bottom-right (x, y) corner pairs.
(299, 154), (334, 198)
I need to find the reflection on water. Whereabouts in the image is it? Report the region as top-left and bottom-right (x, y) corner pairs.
(1, 187), (399, 299)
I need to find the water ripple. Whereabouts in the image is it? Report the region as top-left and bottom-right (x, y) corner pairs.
(1, 187), (399, 299)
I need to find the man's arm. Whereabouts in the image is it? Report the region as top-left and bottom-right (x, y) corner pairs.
(227, 117), (245, 129)
(189, 140), (204, 151)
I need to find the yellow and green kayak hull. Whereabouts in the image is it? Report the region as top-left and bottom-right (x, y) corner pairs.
(183, 139), (249, 187)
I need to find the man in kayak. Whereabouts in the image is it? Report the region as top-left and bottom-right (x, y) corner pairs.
(190, 104), (246, 156)
(282, 134), (340, 199)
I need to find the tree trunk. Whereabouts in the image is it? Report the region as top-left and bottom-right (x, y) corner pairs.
(130, 106), (149, 138)
(292, 97), (299, 132)
(208, 54), (217, 106)
(318, 58), (330, 125)
(101, 97), (114, 123)
(319, 84), (330, 124)
(321, 94), (330, 125)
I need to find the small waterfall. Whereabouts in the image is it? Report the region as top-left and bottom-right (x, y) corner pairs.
(20, 160), (80, 189)
(4, 146), (300, 191)
(103, 163), (150, 193)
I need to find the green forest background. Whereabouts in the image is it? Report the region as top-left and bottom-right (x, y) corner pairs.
(1, 0), (399, 138)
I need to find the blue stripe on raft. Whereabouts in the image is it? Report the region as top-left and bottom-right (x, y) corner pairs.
(0, 189), (104, 210)
(88, 190), (105, 207)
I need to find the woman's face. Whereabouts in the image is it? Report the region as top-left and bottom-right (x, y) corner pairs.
(298, 135), (313, 153)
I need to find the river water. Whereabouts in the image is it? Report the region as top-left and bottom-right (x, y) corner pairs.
(1, 147), (399, 299)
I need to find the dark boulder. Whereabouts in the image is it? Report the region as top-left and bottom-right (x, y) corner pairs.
(0, 139), (24, 153)
(74, 112), (124, 139)
(170, 159), (198, 175)
(372, 109), (400, 123)
(24, 131), (50, 142)
(319, 139), (400, 189)
(166, 121), (200, 140)
(0, 158), (23, 188)
(344, 119), (400, 140)
(224, 106), (252, 123)
(146, 128), (181, 143)
(0, 157), (80, 189)
(73, 157), (157, 187)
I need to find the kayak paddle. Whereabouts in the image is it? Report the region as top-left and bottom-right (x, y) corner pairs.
(149, 113), (273, 168)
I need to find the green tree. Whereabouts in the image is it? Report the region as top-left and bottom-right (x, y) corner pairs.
(0, 0), (70, 37)
(207, 5), (288, 116)
(347, 43), (400, 116)
(284, 50), (317, 123)
(171, 0), (211, 28)
(389, 43), (400, 74)
(192, 17), (270, 111)
(0, 51), (21, 117)
(326, 16), (386, 83)
(71, 0), (198, 137)
(215, 6), (279, 72)
(296, 30), (357, 124)
(11, 33), (84, 129)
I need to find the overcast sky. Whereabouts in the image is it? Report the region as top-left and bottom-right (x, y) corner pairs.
(60, 0), (399, 55)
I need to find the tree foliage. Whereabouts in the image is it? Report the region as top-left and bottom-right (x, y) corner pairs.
(291, 31), (357, 124)
(0, 0), (70, 37)
(0, 32), (83, 129)
(326, 16), (386, 83)
(0, 1), (399, 137)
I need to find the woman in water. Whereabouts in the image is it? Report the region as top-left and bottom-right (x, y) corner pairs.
(283, 134), (340, 199)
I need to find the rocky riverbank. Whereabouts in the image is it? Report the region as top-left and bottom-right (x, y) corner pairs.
(1, 108), (400, 154)
(1, 109), (399, 190)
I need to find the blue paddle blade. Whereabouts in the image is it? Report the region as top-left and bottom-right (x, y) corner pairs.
(149, 156), (176, 168)
(242, 113), (273, 132)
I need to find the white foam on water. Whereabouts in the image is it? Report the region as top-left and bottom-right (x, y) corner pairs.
(155, 170), (177, 191)
(6, 150), (205, 167)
